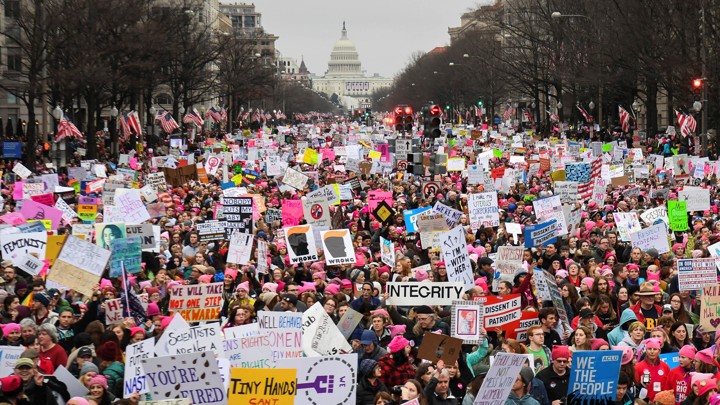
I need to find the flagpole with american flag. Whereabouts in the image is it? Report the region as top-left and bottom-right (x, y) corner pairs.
(155, 110), (180, 134)
(675, 109), (697, 138)
(55, 113), (83, 142)
(618, 106), (632, 133)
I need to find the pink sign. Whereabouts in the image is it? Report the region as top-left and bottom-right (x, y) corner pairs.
(20, 199), (63, 229)
(30, 193), (55, 207)
(281, 199), (304, 227)
(12, 182), (23, 200)
(0, 212), (26, 226)
(367, 190), (394, 211)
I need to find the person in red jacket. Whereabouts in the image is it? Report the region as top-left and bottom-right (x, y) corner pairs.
(630, 282), (663, 333)
(667, 345), (697, 405)
(635, 338), (670, 402)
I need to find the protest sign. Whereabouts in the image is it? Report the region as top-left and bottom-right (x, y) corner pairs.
(278, 354), (358, 405)
(417, 332), (464, 365)
(227, 232), (253, 265)
(468, 192), (499, 228)
(142, 351), (225, 405)
(256, 311), (304, 364)
(483, 294), (521, 329)
(494, 246), (525, 276)
(222, 333), (274, 369)
(380, 236), (394, 266)
(228, 368), (296, 405)
(591, 177), (608, 206)
(125, 224), (158, 249)
(0, 346), (24, 378)
(20, 199), (63, 229)
(385, 282), (465, 306)
(474, 353), (527, 405)
(124, 338), (154, 398)
(451, 300), (484, 343)
(12, 162), (32, 179)
(46, 235), (110, 297)
(169, 282), (224, 322)
(105, 298), (124, 324)
(337, 307), (364, 339)
(442, 226), (474, 290)
(196, 220), (226, 242)
(544, 270), (570, 328)
(320, 229), (355, 265)
(679, 186), (710, 212)
(145, 172), (166, 194)
(140, 401), (189, 405)
(222, 197), (253, 238)
(668, 200), (689, 231)
(678, 258), (718, 291)
(17, 253), (43, 276)
(613, 212), (642, 242)
(284, 225), (319, 264)
(116, 189), (151, 224)
(640, 207), (669, 226)
(301, 302), (352, 356)
(283, 167), (309, 189)
(567, 350), (622, 403)
(432, 201), (464, 228)
(164, 323), (224, 357)
(467, 165), (483, 185)
(0, 232), (47, 266)
(701, 286), (720, 331)
(303, 197), (331, 228)
(554, 181), (579, 204)
(110, 237), (142, 276)
(404, 206), (432, 233)
(533, 195), (568, 236)
(630, 223), (670, 254)
(523, 219), (557, 248)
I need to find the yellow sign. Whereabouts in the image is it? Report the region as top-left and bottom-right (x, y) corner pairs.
(45, 235), (67, 265)
(77, 204), (98, 222)
(550, 170), (567, 182)
(228, 368), (296, 405)
(28, 220), (52, 231)
(368, 150), (381, 159)
(303, 148), (319, 165)
(231, 174), (243, 186)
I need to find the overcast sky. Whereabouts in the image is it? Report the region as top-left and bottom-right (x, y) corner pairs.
(240, 0), (490, 78)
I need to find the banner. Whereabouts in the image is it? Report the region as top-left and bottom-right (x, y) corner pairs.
(668, 201), (689, 231)
(320, 229), (355, 266)
(567, 350), (622, 402)
(222, 197), (254, 238)
(451, 300), (484, 343)
(124, 338), (154, 398)
(468, 192), (500, 228)
(523, 219), (557, 248)
(474, 353), (527, 405)
(277, 354), (358, 405)
(46, 235), (110, 297)
(142, 351), (225, 405)
(284, 225), (319, 264)
(380, 237), (394, 266)
(385, 282), (465, 306)
(228, 368), (296, 405)
(678, 258), (718, 291)
(169, 282), (224, 322)
(0, 232), (47, 266)
(301, 302), (352, 357)
(494, 246), (524, 276)
(441, 226), (474, 290)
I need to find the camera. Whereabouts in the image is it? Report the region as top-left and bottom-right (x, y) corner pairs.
(391, 385), (403, 396)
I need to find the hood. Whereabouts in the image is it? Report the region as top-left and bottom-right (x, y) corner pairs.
(619, 308), (638, 330)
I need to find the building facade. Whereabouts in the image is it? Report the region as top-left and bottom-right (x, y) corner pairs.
(219, 2), (277, 65)
(311, 23), (392, 110)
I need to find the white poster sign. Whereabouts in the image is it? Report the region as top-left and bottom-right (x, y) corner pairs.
(320, 229), (356, 266)
(301, 302), (352, 357)
(442, 226), (474, 290)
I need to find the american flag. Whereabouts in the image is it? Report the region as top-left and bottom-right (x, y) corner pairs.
(119, 111), (142, 139)
(205, 106), (223, 123)
(219, 107), (227, 124)
(502, 103), (515, 121)
(576, 105), (594, 123)
(155, 111), (179, 134)
(183, 108), (204, 128)
(522, 108), (533, 123)
(577, 157), (602, 200)
(619, 106), (632, 132)
(547, 110), (559, 123)
(55, 114), (83, 142)
(676, 110), (697, 137)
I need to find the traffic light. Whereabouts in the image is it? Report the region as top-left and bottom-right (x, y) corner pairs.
(404, 106), (413, 132)
(394, 106), (405, 132)
(693, 78), (703, 93)
(423, 104), (442, 138)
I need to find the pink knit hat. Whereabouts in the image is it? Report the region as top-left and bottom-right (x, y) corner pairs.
(696, 348), (715, 365)
(262, 282), (278, 293)
(388, 335), (410, 353)
(414, 269), (429, 282)
(679, 345), (697, 360)
(324, 284), (340, 295)
(388, 324), (406, 338)
(198, 274), (213, 284)
(581, 277), (594, 290)
(89, 375), (108, 389)
(612, 345), (634, 365)
(235, 281), (250, 293)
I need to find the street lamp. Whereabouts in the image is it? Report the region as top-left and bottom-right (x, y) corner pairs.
(589, 100), (595, 110)
(632, 99), (640, 112)
(149, 103), (156, 136)
(693, 100), (703, 112)
(179, 106), (185, 115)
(52, 105), (62, 120)
(556, 101), (563, 110)
(551, 11), (591, 21)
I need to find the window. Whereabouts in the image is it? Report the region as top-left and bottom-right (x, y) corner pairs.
(4, 0), (19, 19)
(243, 15), (255, 28)
(7, 93), (16, 104)
(156, 94), (173, 105)
(7, 48), (21, 72)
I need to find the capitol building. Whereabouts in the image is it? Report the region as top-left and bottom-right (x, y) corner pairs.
(312, 23), (393, 111)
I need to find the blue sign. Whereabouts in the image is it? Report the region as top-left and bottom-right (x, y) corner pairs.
(523, 219), (557, 248)
(109, 237), (142, 277)
(567, 350), (622, 402)
(2, 142), (21, 159)
(220, 181), (235, 190)
(659, 353), (679, 369)
(403, 206), (432, 233)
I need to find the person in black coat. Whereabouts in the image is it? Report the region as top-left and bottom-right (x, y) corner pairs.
(357, 359), (389, 405)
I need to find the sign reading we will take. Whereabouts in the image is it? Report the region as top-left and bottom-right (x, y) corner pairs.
(169, 282), (224, 322)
